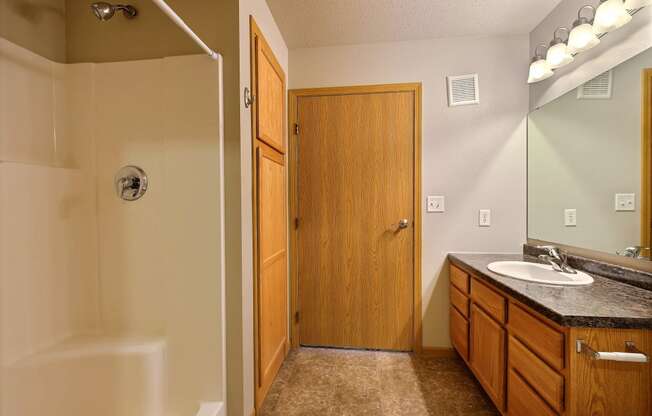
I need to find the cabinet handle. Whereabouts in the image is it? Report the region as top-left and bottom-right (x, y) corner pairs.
(576, 340), (649, 363)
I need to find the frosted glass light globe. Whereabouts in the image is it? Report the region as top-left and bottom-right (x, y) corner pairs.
(546, 42), (574, 69)
(593, 0), (632, 33)
(567, 23), (600, 54)
(528, 59), (554, 84)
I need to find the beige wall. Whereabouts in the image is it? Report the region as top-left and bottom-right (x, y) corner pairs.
(530, 1), (652, 109)
(65, 0), (235, 63)
(232, 1), (288, 415)
(0, 0), (66, 62)
(289, 35), (529, 348)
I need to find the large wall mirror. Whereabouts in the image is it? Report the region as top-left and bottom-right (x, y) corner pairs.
(528, 46), (652, 261)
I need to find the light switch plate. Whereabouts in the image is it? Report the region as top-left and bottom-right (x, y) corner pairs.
(615, 193), (635, 212)
(564, 209), (577, 227)
(427, 196), (445, 213)
(479, 209), (491, 227)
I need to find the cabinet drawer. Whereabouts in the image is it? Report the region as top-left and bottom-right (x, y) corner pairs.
(471, 278), (506, 323)
(509, 303), (564, 370)
(508, 336), (564, 413)
(450, 264), (469, 293)
(450, 284), (469, 318)
(508, 369), (558, 416)
(450, 306), (469, 360)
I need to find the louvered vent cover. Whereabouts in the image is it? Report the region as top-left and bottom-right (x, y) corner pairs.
(577, 71), (613, 99)
(447, 74), (480, 107)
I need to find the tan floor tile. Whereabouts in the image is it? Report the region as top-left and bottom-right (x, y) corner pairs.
(259, 348), (498, 416)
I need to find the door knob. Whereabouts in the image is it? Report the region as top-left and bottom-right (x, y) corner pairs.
(398, 219), (410, 229)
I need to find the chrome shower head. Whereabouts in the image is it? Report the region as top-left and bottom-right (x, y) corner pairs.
(91, 2), (137, 21)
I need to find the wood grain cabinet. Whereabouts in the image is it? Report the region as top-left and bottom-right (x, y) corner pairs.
(470, 304), (505, 409)
(449, 263), (652, 416)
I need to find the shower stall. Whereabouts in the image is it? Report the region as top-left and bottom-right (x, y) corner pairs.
(0, 2), (226, 415)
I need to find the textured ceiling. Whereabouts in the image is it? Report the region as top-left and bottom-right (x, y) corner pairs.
(266, 0), (563, 49)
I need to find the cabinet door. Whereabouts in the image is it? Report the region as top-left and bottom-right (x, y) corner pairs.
(252, 19), (285, 153)
(569, 328), (651, 416)
(450, 305), (469, 360)
(255, 145), (288, 405)
(470, 304), (506, 410)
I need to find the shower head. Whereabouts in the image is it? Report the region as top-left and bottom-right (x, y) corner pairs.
(91, 2), (137, 21)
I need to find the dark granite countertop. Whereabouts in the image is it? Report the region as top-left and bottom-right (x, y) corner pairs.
(448, 253), (652, 329)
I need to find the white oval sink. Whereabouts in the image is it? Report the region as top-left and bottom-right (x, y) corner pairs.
(487, 261), (593, 286)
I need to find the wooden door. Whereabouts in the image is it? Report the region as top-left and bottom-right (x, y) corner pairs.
(470, 304), (506, 410)
(251, 17), (288, 409)
(255, 144), (288, 405)
(295, 87), (418, 351)
(252, 17), (285, 153)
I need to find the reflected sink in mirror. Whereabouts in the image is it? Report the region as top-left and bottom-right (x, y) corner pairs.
(487, 261), (594, 286)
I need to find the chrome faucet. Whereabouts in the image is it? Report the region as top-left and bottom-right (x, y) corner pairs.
(537, 246), (577, 274)
(617, 246), (650, 259)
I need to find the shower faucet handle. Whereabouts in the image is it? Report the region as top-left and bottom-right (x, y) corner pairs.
(115, 165), (148, 201)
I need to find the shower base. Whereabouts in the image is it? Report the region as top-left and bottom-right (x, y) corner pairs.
(2, 335), (166, 416)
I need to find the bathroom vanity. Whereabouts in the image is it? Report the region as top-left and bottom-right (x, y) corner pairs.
(448, 253), (652, 416)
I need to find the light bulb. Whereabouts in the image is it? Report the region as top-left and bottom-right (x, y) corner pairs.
(546, 42), (574, 69)
(593, 0), (632, 33)
(624, 0), (652, 9)
(568, 23), (600, 54)
(528, 59), (554, 84)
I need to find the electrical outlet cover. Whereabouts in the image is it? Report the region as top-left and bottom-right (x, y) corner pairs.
(427, 196), (445, 213)
(479, 209), (491, 227)
(615, 193), (635, 212)
(564, 209), (577, 227)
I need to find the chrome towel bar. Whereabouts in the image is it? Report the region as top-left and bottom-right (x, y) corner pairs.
(576, 340), (649, 363)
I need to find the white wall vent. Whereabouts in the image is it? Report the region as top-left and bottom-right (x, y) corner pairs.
(447, 74), (480, 107)
(577, 71), (613, 100)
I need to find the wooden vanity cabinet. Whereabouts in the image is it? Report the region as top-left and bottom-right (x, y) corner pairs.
(449, 263), (652, 416)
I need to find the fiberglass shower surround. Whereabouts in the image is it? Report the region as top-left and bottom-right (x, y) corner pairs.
(0, 2), (226, 416)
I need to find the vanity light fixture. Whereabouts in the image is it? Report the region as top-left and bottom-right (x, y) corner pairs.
(547, 27), (574, 69)
(567, 5), (601, 54)
(593, 0), (632, 33)
(528, 44), (554, 84)
(624, 0), (652, 8)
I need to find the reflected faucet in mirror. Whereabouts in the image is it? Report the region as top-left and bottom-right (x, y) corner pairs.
(617, 246), (651, 259)
(537, 246), (577, 274)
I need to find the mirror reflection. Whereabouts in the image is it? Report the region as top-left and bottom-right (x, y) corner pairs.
(528, 46), (652, 260)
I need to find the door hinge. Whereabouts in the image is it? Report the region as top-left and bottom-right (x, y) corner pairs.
(294, 311), (300, 323)
(294, 217), (299, 229)
(294, 123), (299, 135)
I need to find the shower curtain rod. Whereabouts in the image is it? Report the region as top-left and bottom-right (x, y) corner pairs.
(151, 0), (220, 60)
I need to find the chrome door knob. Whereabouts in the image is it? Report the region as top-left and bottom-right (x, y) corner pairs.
(398, 219), (410, 229)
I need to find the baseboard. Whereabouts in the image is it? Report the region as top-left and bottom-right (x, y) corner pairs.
(419, 347), (457, 358)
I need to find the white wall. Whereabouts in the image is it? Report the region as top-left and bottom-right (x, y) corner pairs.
(529, 47), (652, 254)
(231, 1), (288, 415)
(289, 35), (529, 348)
(530, 1), (652, 109)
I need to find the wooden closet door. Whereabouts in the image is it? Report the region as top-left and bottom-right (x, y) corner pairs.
(252, 18), (285, 153)
(251, 17), (288, 408)
(255, 144), (288, 404)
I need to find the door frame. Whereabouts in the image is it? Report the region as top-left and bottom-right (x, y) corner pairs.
(288, 83), (423, 353)
(641, 69), (652, 253)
